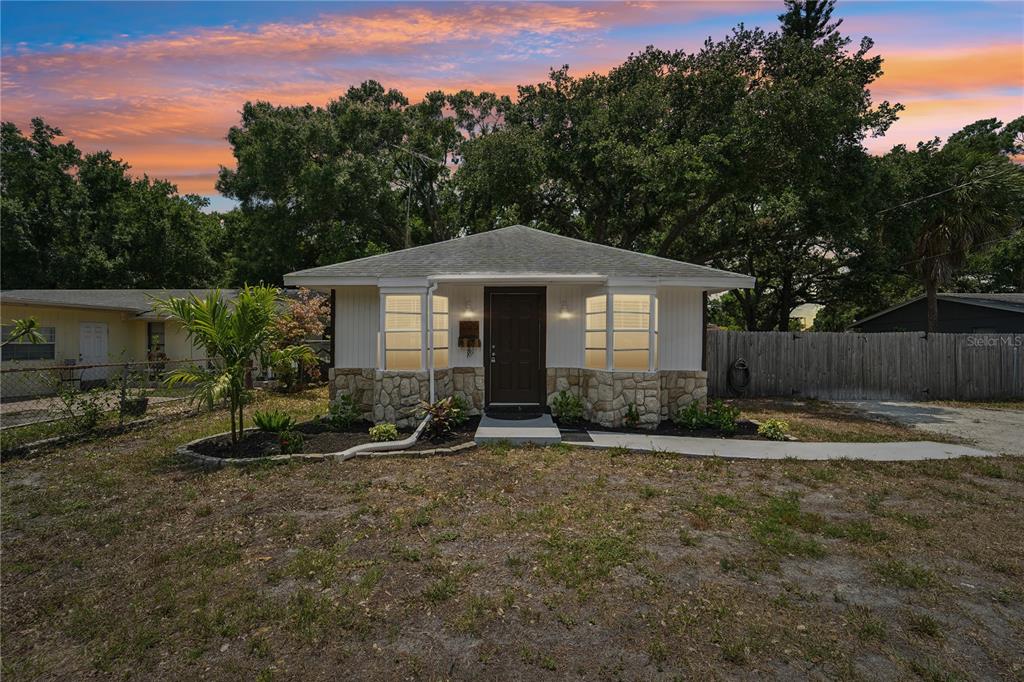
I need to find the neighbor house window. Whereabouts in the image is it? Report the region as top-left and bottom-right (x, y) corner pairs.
(147, 322), (166, 353)
(585, 295), (607, 369)
(384, 294), (422, 370)
(1, 325), (56, 361)
(613, 294), (653, 370)
(432, 295), (449, 369)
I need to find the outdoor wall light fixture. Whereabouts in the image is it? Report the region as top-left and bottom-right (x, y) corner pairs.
(462, 299), (474, 318)
(559, 300), (571, 319)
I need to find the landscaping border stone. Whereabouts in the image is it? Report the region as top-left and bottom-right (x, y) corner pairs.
(176, 429), (478, 469)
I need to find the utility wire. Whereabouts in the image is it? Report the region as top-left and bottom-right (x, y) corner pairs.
(875, 168), (1009, 215)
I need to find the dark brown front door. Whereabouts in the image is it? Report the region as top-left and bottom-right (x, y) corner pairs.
(485, 287), (545, 406)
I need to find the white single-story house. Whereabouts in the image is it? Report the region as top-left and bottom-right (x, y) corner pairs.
(0, 289), (232, 397)
(284, 225), (754, 428)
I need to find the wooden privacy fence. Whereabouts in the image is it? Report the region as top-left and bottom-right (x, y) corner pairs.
(707, 331), (1023, 401)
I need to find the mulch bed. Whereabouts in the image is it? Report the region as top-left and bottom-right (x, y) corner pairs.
(556, 417), (764, 440)
(191, 416), (482, 459)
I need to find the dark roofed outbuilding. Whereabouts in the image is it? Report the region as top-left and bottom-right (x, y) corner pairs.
(850, 293), (1024, 334)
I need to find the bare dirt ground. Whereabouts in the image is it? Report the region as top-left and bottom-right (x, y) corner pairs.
(841, 400), (1024, 456)
(2, 390), (1023, 680)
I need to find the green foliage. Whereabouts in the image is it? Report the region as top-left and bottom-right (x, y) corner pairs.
(418, 396), (465, 440)
(154, 286), (310, 443)
(1, 119), (222, 289)
(216, 85), (508, 283)
(551, 390), (584, 425)
(1, 318), (45, 347)
(449, 395), (471, 425)
(672, 400), (740, 434)
(757, 419), (789, 441)
(369, 423), (399, 442)
(327, 395), (361, 429)
(279, 431), (304, 455)
(874, 116), (1024, 331)
(253, 409), (295, 433)
(623, 403), (640, 429)
(48, 380), (104, 433)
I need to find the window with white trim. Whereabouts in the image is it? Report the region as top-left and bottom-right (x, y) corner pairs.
(1, 325), (56, 361)
(585, 295), (607, 369)
(432, 295), (449, 369)
(383, 295), (422, 370)
(612, 294), (652, 370)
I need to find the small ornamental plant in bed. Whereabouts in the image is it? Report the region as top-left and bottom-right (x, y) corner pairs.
(327, 394), (361, 429)
(253, 409), (305, 454)
(757, 418), (789, 441)
(369, 423), (399, 442)
(551, 390), (585, 427)
(418, 396), (469, 442)
(671, 399), (744, 436)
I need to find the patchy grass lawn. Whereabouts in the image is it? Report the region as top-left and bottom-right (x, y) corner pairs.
(3, 389), (1023, 680)
(733, 398), (966, 444)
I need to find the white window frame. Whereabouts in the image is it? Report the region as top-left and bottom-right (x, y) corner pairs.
(380, 290), (426, 371)
(1, 324), (57, 362)
(584, 289), (658, 372)
(378, 289), (450, 371)
(432, 294), (449, 370)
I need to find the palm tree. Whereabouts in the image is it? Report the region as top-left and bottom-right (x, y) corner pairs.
(154, 286), (312, 442)
(2, 317), (45, 347)
(914, 161), (1024, 332)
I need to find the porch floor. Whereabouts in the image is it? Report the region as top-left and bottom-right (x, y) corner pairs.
(474, 413), (561, 446)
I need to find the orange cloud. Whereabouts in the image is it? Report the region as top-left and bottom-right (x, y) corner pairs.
(866, 94), (1024, 153)
(3, 3), (1020, 197)
(874, 43), (1024, 99)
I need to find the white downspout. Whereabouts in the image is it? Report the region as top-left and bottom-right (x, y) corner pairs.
(426, 281), (438, 403)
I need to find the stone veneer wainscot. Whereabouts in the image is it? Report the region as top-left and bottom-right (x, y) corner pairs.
(546, 368), (708, 429)
(330, 367), (485, 428)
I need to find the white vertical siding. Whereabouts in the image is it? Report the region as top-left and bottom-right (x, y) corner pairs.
(435, 284), (484, 368)
(546, 284), (585, 368)
(334, 286), (379, 368)
(657, 286), (704, 370)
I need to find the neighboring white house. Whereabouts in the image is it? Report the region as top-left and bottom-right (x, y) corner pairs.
(284, 225), (754, 428)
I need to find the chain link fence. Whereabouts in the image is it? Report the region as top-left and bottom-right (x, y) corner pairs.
(0, 358), (209, 432)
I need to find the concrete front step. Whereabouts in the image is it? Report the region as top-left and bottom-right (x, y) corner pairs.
(474, 413), (562, 446)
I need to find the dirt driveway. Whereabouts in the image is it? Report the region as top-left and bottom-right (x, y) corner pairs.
(843, 401), (1024, 455)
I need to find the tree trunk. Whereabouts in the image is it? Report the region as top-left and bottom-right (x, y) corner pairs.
(237, 399), (244, 437)
(230, 395), (237, 443)
(777, 273), (794, 332)
(925, 279), (939, 333)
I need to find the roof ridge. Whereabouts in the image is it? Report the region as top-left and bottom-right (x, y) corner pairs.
(287, 226), (525, 277)
(517, 226), (745, 278)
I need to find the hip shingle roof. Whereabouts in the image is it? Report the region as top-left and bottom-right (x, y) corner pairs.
(285, 225), (747, 282)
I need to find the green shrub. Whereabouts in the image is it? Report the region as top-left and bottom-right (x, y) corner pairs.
(419, 396), (465, 440)
(450, 394), (471, 425)
(757, 418), (789, 441)
(279, 430), (304, 454)
(671, 399), (740, 434)
(253, 409), (295, 433)
(705, 400), (740, 434)
(327, 394), (361, 429)
(50, 381), (104, 433)
(369, 423), (399, 442)
(672, 401), (703, 430)
(551, 390), (584, 425)
(624, 403), (640, 428)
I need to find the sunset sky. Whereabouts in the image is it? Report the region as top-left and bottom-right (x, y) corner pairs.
(2, 1), (1021, 211)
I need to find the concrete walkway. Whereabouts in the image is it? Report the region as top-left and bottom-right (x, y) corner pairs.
(576, 431), (994, 461)
(841, 401), (1024, 456)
